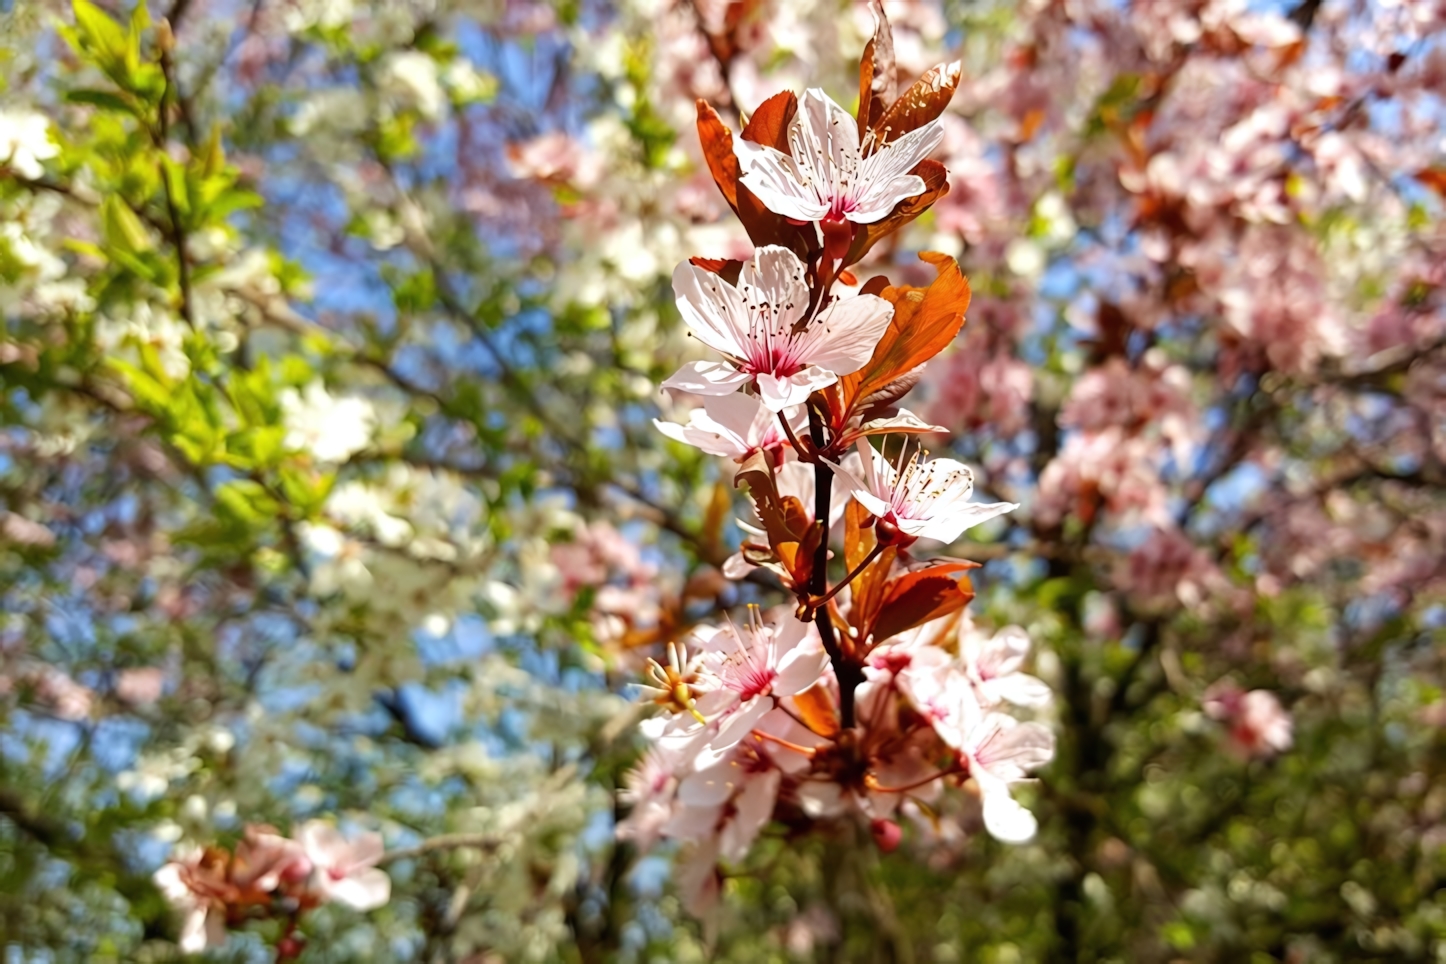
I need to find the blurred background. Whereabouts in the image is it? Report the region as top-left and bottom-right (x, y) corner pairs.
(1, 0), (1444, 960)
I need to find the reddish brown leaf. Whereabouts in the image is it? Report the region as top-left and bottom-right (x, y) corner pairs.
(736, 93), (814, 251)
(843, 159), (950, 266)
(859, 274), (892, 297)
(852, 368), (924, 423)
(699, 94), (813, 252)
(792, 682), (841, 739)
(697, 99), (741, 212)
(872, 60), (961, 146)
(689, 256), (744, 286)
(1416, 167), (1446, 198)
(741, 89), (797, 150)
(856, 0), (896, 140)
(838, 252), (971, 423)
(734, 451), (820, 591)
(869, 566), (976, 644)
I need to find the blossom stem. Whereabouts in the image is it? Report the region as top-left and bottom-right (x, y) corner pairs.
(808, 401), (864, 728)
(751, 730), (818, 757)
(798, 542), (885, 619)
(777, 408), (813, 462)
(864, 766), (960, 794)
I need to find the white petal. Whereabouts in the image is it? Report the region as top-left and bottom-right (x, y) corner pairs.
(978, 777), (1038, 843)
(327, 868), (392, 911)
(756, 367), (835, 411)
(795, 780), (845, 818)
(798, 88), (862, 207)
(652, 414), (746, 459)
(179, 908), (217, 954)
(722, 552), (756, 579)
(708, 697), (774, 754)
(738, 245), (809, 332)
(803, 294), (895, 375)
(974, 625), (1031, 677)
(973, 718), (1055, 782)
(773, 646), (829, 697)
(982, 673), (1054, 708)
(850, 120), (946, 223)
(823, 455), (884, 513)
(720, 769), (782, 862)
(672, 260), (753, 358)
(735, 139), (829, 221)
(679, 758), (742, 806)
(662, 360), (751, 397)
(914, 500), (1018, 544)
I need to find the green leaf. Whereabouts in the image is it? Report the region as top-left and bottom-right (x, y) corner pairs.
(71, 0), (127, 61)
(65, 88), (138, 115)
(100, 196), (153, 256)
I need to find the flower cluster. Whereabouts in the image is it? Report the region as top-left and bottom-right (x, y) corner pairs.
(627, 9), (1053, 910)
(153, 821), (390, 956)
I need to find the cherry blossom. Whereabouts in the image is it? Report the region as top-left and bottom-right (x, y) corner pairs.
(616, 746), (684, 851)
(662, 245), (893, 410)
(1204, 683), (1294, 759)
(734, 86), (950, 225)
(666, 741), (784, 862)
(654, 392), (806, 461)
(296, 821), (391, 911)
(153, 847), (234, 954)
(691, 607), (828, 764)
(831, 443), (1017, 547)
(933, 685), (1055, 843)
(959, 620), (1052, 710)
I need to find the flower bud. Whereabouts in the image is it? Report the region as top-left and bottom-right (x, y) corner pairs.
(870, 818), (902, 853)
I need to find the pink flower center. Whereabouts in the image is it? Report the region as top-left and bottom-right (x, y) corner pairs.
(735, 664), (777, 702)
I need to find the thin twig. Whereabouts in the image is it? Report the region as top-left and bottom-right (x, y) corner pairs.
(378, 832), (502, 866)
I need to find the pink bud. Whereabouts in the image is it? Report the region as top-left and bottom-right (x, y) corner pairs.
(870, 818), (902, 853)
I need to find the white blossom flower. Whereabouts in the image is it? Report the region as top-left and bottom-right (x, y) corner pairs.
(653, 392), (805, 460)
(668, 744), (783, 863)
(733, 86), (948, 224)
(831, 444), (1017, 547)
(380, 51), (445, 121)
(932, 680), (1055, 842)
(296, 821), (391, 911)
(662, 246), (893, 411)
(153, 847), (231, 954)
(0, 109), (57, 180)
(281, 382), (376, 463)
(960, 621), (1052, 709)
(617, 745), (684, 852)
(691, 607), (828, 765)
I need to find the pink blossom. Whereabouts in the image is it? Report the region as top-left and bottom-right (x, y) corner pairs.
(663, 246), (894, 411)
(153, 847), (233, 954)
(691, 608), (828, 765)
(296, 821), (391, 911)
(831, 443), (1016, 547)
(932, 679), (1055, 843)
(654, 393), (806, 461)
(959, 620), (1052, 709)
(1204, 683), (1293, 759)
(232, 824), (311, 893)
(734, 85), (951, 225)
(617, 745), (684, 852)
(115, 667), (166, 706)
